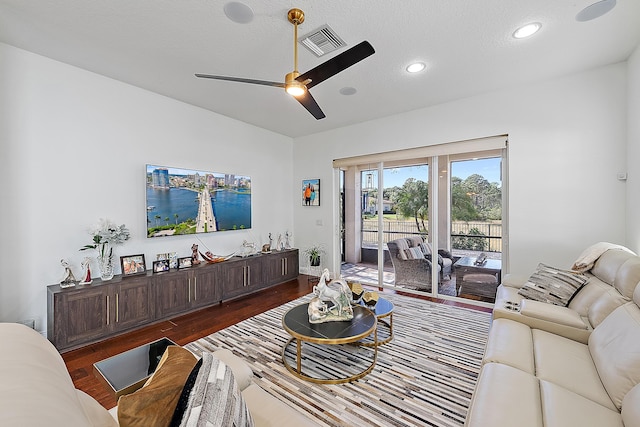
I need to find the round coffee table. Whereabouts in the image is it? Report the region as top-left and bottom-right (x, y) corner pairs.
(281, 303), (377, 384)
(359, 297), (394, 346)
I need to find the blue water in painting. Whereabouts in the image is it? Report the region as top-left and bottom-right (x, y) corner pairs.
(146, 187), (251, 231)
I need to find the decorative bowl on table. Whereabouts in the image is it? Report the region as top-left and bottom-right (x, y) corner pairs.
(349, 282), (364, 303)
(362, 291), (379, 309)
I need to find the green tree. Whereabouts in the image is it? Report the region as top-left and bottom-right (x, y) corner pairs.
(451, 177), (480, 221)
(395, 178), (429, 232)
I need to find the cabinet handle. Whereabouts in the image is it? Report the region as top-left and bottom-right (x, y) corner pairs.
(247, 266), (250, 286)
(193, 277), (197, 301)
(106, 295), (110, 326)
(115, 293), (119, 323)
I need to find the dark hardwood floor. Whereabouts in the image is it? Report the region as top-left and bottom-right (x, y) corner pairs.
(62, 274), (491, 410)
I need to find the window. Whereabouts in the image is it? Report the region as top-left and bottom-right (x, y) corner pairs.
(337, 136), (507, 307)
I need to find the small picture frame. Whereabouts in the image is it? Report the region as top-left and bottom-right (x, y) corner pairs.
(120, 254), (146, 276)
(152, 259), (170, 273)
(302, 179), (320, 206)
(177, 257), (193, 270)
(156, 252), (178, 269)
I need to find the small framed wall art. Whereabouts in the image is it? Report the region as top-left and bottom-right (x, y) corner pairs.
(302, 179), (320, 206)
(120, 254), (146, 276)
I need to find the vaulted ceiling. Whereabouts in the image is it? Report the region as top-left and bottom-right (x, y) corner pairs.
(1, 0), (639, 137)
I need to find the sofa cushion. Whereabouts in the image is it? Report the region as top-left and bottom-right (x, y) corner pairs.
(590, 249), (636, 286)
(419, 242), (432, 255)
(539, 380), (623, 427)
(176, 352), (254, 427)
(0, 323), (118, 427)
(589, 302), (640, 410)
(482, 318), (534, 373)
(533, 329), (616, 410)
(518, 263), (588, 306)
(587, 286), (629, 328)
(242, 384), (318, 427)
(613, 257), (640, 299)
(404, 246), (424, 260)
(118, 345), (198, 427)
(394, 238), (410, 260)
(622, 383), (640, 427)
(465, 363), (542, 427)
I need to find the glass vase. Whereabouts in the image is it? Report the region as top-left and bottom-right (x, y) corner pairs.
(97, 248), (114, 281)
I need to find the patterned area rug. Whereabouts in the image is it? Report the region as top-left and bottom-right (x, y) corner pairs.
(185, 294), (491, 427)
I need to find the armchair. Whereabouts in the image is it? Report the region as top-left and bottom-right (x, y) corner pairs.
(405, 236), (454, 281)
(387, 236), (443, 290)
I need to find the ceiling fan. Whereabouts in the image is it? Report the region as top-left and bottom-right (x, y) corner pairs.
(195, 8), (375, 120)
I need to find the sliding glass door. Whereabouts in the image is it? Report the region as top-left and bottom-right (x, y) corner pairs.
(338, 137), (507, 306)
(448, 154), (503, 303)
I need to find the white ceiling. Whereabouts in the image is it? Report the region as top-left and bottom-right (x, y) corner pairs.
(1, 0), (639, 138)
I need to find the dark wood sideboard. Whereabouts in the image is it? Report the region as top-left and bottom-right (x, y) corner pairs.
(47, 249), (299, 352)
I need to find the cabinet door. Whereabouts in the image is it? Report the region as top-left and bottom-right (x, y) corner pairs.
(191, 267), (220, 308)
(51, 285), (110, 349)
(245, 256), (264, 288)
(265, 251), (299, 285)
(155, 272), (190, 318)
(113, 276), (153, 331)
(282, 250), (299, 281)
(223, 260), (250, 299)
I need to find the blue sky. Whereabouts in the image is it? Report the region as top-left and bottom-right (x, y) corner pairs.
(364, 158), (501, 188)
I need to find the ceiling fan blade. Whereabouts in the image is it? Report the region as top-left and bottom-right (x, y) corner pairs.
(195, 74), (284, 88)
(296, 41), (375, 90)
(295, 91), (326, 120)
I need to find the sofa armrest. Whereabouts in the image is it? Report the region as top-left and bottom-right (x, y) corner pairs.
(501, 273), (529, 288)
(520, 300), (588, 329)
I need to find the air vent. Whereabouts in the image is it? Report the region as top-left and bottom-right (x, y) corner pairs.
(299, 24), (346, 57)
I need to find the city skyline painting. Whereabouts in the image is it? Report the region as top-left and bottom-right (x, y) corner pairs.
(146, 164), (251, 238)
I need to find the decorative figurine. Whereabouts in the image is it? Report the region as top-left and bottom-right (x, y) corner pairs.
(191, 244), (201, 265)
(79, 257), (93, 285)
(268, 233), (273, 249)
(60, 259), (77, 288)
(276, 234), (283, 251)
(284, 231), (292, 250)
(240, 240), (257, 257)
(308, 269), (354, 324)
(261, 243), (271, 253)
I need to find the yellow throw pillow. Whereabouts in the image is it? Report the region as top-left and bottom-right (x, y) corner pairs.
(118, 345), (197, 427)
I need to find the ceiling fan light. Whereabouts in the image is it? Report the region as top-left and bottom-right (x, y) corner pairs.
(513, 22), (542, 39)
(286, 84), (306, 97)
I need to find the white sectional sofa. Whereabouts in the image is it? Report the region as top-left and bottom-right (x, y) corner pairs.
(465, 247), (640, 427)
(0, 322), (317, 427)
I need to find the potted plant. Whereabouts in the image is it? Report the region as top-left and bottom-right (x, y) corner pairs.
(304, 245), (325, 267)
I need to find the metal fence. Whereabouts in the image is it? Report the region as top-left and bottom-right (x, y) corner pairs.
(362, 218), (502, 252)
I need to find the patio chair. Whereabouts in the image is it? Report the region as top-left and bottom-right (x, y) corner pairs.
(387, 236), (450, 290)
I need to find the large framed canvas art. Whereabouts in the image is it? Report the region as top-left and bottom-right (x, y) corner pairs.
(146, 165), (251, 238)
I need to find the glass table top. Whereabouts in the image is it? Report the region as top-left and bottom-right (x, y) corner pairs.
(93, 337), (176, 395)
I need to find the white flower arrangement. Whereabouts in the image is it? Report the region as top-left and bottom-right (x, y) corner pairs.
(80, 218), (131, 259)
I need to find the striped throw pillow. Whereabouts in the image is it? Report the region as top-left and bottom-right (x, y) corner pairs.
(518, 263), (588, 306)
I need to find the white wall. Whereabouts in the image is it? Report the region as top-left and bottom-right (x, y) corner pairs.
(627, 44), (640, 252)
(0, 43), (294, 333)
(293, 62), (631, 276)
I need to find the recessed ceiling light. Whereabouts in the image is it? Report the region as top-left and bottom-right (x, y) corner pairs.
(513, 22), (542, 39)
(406, 62), (426, 73)
(223, 2), (254, 24)
(340, 87), (357, 96)
(576, 0), (616, 22)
